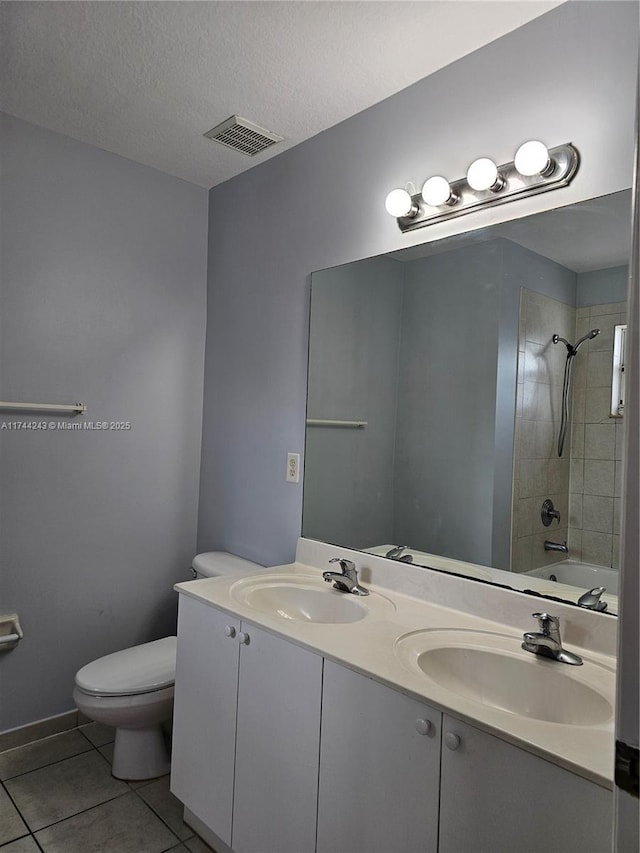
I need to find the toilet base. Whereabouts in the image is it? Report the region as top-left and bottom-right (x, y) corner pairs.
(112, 725), (170, 781)
(73, 685), (174, 781)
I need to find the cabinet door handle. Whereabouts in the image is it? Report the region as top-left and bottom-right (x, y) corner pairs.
(444, 732), (461, 751)
(238, 631), (250, 645)
(415, 718), (432, 736)
(224, 625), (236, 638)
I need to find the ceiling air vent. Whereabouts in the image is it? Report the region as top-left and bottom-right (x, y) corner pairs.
(204, 115), (283, 156)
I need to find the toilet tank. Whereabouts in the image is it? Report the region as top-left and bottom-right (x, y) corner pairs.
(191, 551), (263, 580)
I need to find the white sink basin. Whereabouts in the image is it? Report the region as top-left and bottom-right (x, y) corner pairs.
(230, 573), (395, 624)
(394, 629), (614, 726)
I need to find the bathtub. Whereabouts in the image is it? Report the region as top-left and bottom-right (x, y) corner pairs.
(526, 560), (619, 596)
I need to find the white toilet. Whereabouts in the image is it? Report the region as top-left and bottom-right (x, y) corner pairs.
(73, 552), (261, 780)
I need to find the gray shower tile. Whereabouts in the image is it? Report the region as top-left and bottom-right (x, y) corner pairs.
(567, 529), (582, 561)
(0, 836), (40, 853)
(589, 315), (617, 352)
(0, 729), (92, 781)
(512, 536), (532, 574)
(584, 423), (615, 460)
(0, 784), (29, 845)
(568, 494), (583, 529)
(583, 460), (615, 497)
(522, 381), (539, 420)
(570, 422), (584, 459)
(613, 498), (622, 535)
(5, 749), (128, 831)
(35, 791), (177, 853)
(519, 419), (536, 459)
(572, 387), (586, 424)
(612, 536), (621, 570)
(534, 420), (555, 459)
(590, 301), (626, 317)
(581, 531), (613, 567)
(586, 350), (613, 387)
(547, 457), (570, 494)
(584, 387), (611, 424)
(78, 721), (115, 747)
(536, 383), (554, 422)
(614, 460), (625, 498)
(582, 495), (613, 534)
(570, 457), (584, 494)
(615, 421), (626, 460)
(518, 458), (546, 498)
(572, 349), (587, 388)
(137, 775), (193, 840)
(576, 306), (590, 319)
(515, 498), (536, 539)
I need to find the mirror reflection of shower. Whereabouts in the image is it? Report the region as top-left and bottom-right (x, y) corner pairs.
(553, 328), (600, 456)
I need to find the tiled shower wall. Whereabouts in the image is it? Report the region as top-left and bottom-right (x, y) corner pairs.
(512, 291), (627, 573)
(512, 290), (574, 573)
(568, 301), (627, 568)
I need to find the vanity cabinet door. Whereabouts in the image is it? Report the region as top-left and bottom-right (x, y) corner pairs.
(232, 622), (323, 853)
(438, 715), (613, 853)
(317, 661), (442, 853)
(171, 597), (241, 847)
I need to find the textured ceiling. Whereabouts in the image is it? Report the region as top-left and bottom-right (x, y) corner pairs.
(0, 1), (562, 188)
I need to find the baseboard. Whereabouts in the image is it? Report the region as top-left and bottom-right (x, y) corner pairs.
(0, 709), (79, 752)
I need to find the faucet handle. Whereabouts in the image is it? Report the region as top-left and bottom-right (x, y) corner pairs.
(329, 557), (355, 575)
(577, 587), (607, 611)
(532, 612), (560, 635)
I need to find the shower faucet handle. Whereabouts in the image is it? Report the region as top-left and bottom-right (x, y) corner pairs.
(541, 499), (561, 527)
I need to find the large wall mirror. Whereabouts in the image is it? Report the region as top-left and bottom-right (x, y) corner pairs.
(303, 190), (630, 616)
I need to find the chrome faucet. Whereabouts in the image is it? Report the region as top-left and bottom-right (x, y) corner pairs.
(522, 613), (582, 665)
(544, 540), (568, 553)
(385, 544), (408, 559)
(323, 558), (369, 596)
(577, 587), (608, 612)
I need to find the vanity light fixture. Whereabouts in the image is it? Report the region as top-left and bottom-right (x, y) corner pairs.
(386, 141), (579, 233)
(384, 187), (418, 218)
(422, 176), (458, 208)
(466, 158), (504, 192)
(514, 140), (554, 177)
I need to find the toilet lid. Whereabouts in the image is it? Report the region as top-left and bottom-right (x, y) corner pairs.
(75, 637), (177, 696)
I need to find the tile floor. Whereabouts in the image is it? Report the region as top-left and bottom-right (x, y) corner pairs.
(0, 722), (215, 853)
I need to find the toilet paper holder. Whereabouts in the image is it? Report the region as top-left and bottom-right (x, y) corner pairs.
(0, 613), (23, 651)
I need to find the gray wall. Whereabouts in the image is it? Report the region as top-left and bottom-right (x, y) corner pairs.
(303, 257), (402, 549)
(197, 2), (638, 567)
(0, 114), (208, 732)
(394, 243), (501, 565)
(577, 265), (629, 306)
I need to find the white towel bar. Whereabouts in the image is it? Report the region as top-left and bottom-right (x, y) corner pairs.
(0, 401), (86, 414)
(306, 419), (367, 428)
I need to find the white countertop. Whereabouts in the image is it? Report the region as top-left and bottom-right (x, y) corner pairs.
(175, 559), (615, 790)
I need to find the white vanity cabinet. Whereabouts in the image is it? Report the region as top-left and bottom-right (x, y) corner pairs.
(171, 596), (323, 853)
(172, 593), (613, 853)
(438, 715), (613, 853)
(317, 661), (441, 853)
(171, 595), (240, 845)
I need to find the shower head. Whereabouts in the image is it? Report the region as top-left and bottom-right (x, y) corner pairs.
(574, 328), (600, 351)
(552, 328), (600, 355)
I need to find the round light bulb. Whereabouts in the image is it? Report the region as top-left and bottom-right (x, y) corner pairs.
(385, 188), (414, 218)
(466, 158), (502, 192)
(421, 176), (454, 208)
(514, 140), (552, 177)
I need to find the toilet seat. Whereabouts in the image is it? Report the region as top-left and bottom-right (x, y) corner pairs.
(75, 636), (176, 697)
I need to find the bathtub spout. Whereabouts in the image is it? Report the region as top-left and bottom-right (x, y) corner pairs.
(544, 540), (568, 553)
